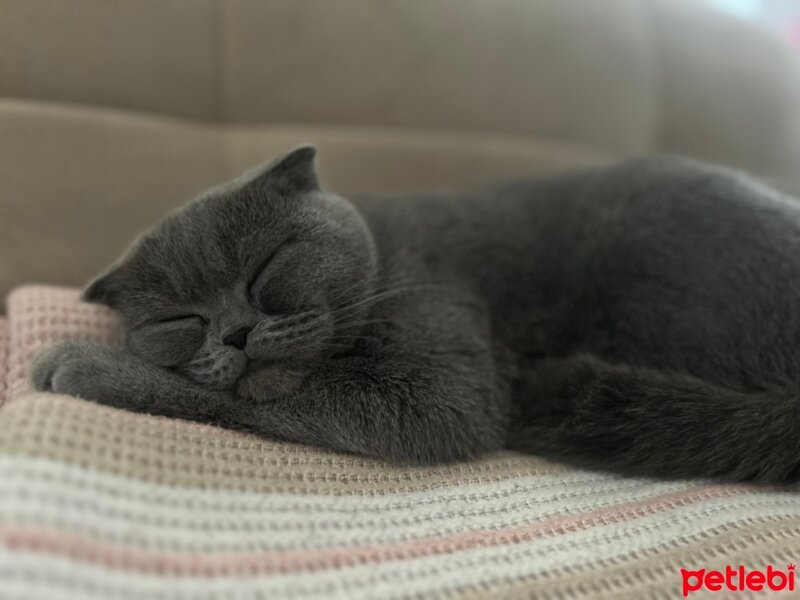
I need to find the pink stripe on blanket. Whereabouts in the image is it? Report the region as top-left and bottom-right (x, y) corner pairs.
(4, 286), (118, 400)
(0, 485), (751, 576)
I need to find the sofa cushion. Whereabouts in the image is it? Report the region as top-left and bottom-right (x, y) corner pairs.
(0, 100), (613, 303)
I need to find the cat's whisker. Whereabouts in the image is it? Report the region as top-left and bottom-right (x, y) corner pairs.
(322, 257), (421, 305)
(330, 283), (450, 318)
(328, 335), (382, 343)
(336, 317), (399, 328)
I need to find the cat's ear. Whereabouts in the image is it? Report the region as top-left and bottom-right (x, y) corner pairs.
(253, 145), (319, 195)
(82, 262), (128, 308)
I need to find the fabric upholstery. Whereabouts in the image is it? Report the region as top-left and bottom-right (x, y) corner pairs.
(0, 0), (221, 119)
(220, 0), (656, 154)
(652, 0), (800, 182)
(2, 0), (799, 164)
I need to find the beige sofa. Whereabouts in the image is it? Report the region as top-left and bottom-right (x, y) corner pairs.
(3, 0), (800, 301)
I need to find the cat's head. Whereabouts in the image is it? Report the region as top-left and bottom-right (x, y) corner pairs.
(84, 146), (378, 399)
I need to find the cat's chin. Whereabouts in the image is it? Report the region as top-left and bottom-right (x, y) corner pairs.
(235, 363), (309, 401)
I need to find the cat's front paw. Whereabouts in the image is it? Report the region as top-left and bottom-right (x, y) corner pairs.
(31, 340), (123, 401)
(236, 363), (309, 402)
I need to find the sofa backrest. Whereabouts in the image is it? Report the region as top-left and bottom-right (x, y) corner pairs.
(3, 0), (800, 184)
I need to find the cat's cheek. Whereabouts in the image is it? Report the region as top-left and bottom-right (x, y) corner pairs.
(236, 365), (308, 401)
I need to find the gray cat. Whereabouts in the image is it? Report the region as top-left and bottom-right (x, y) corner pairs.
(31, 146), (800, 482)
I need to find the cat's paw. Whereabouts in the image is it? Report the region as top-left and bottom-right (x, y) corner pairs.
(236, 363), (309, 402)
(31, 340), (123, 401)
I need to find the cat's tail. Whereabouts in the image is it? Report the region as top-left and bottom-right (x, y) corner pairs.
(508, 355), (800, 483)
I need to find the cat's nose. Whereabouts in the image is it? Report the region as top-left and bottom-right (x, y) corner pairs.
(222, 326), (252, 350)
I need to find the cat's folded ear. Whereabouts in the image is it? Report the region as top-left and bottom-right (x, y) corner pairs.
(82, 262), (128, 309)
(251, 145), (319, 195)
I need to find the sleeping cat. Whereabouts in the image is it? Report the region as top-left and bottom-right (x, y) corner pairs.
(31, 146), (800, 483)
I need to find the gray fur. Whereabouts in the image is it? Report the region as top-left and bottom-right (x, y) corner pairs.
(31, 147), (800, 482)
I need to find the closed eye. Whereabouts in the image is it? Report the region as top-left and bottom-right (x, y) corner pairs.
(128, 315), (206, 367)
(151, 314), (207, 326)
(247, 252), (279, 291)
(248, 236), (296, 299)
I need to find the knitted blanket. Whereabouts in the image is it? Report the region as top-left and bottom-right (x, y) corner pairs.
(1, 285), (799, 599)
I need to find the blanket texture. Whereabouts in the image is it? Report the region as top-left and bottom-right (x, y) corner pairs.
(1, 286), (799, 599)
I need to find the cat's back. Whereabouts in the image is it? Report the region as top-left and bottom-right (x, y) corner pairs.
(588, 156), (800, 262)
(349, 154), (800, 296)
(590, 155), (800, 222)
